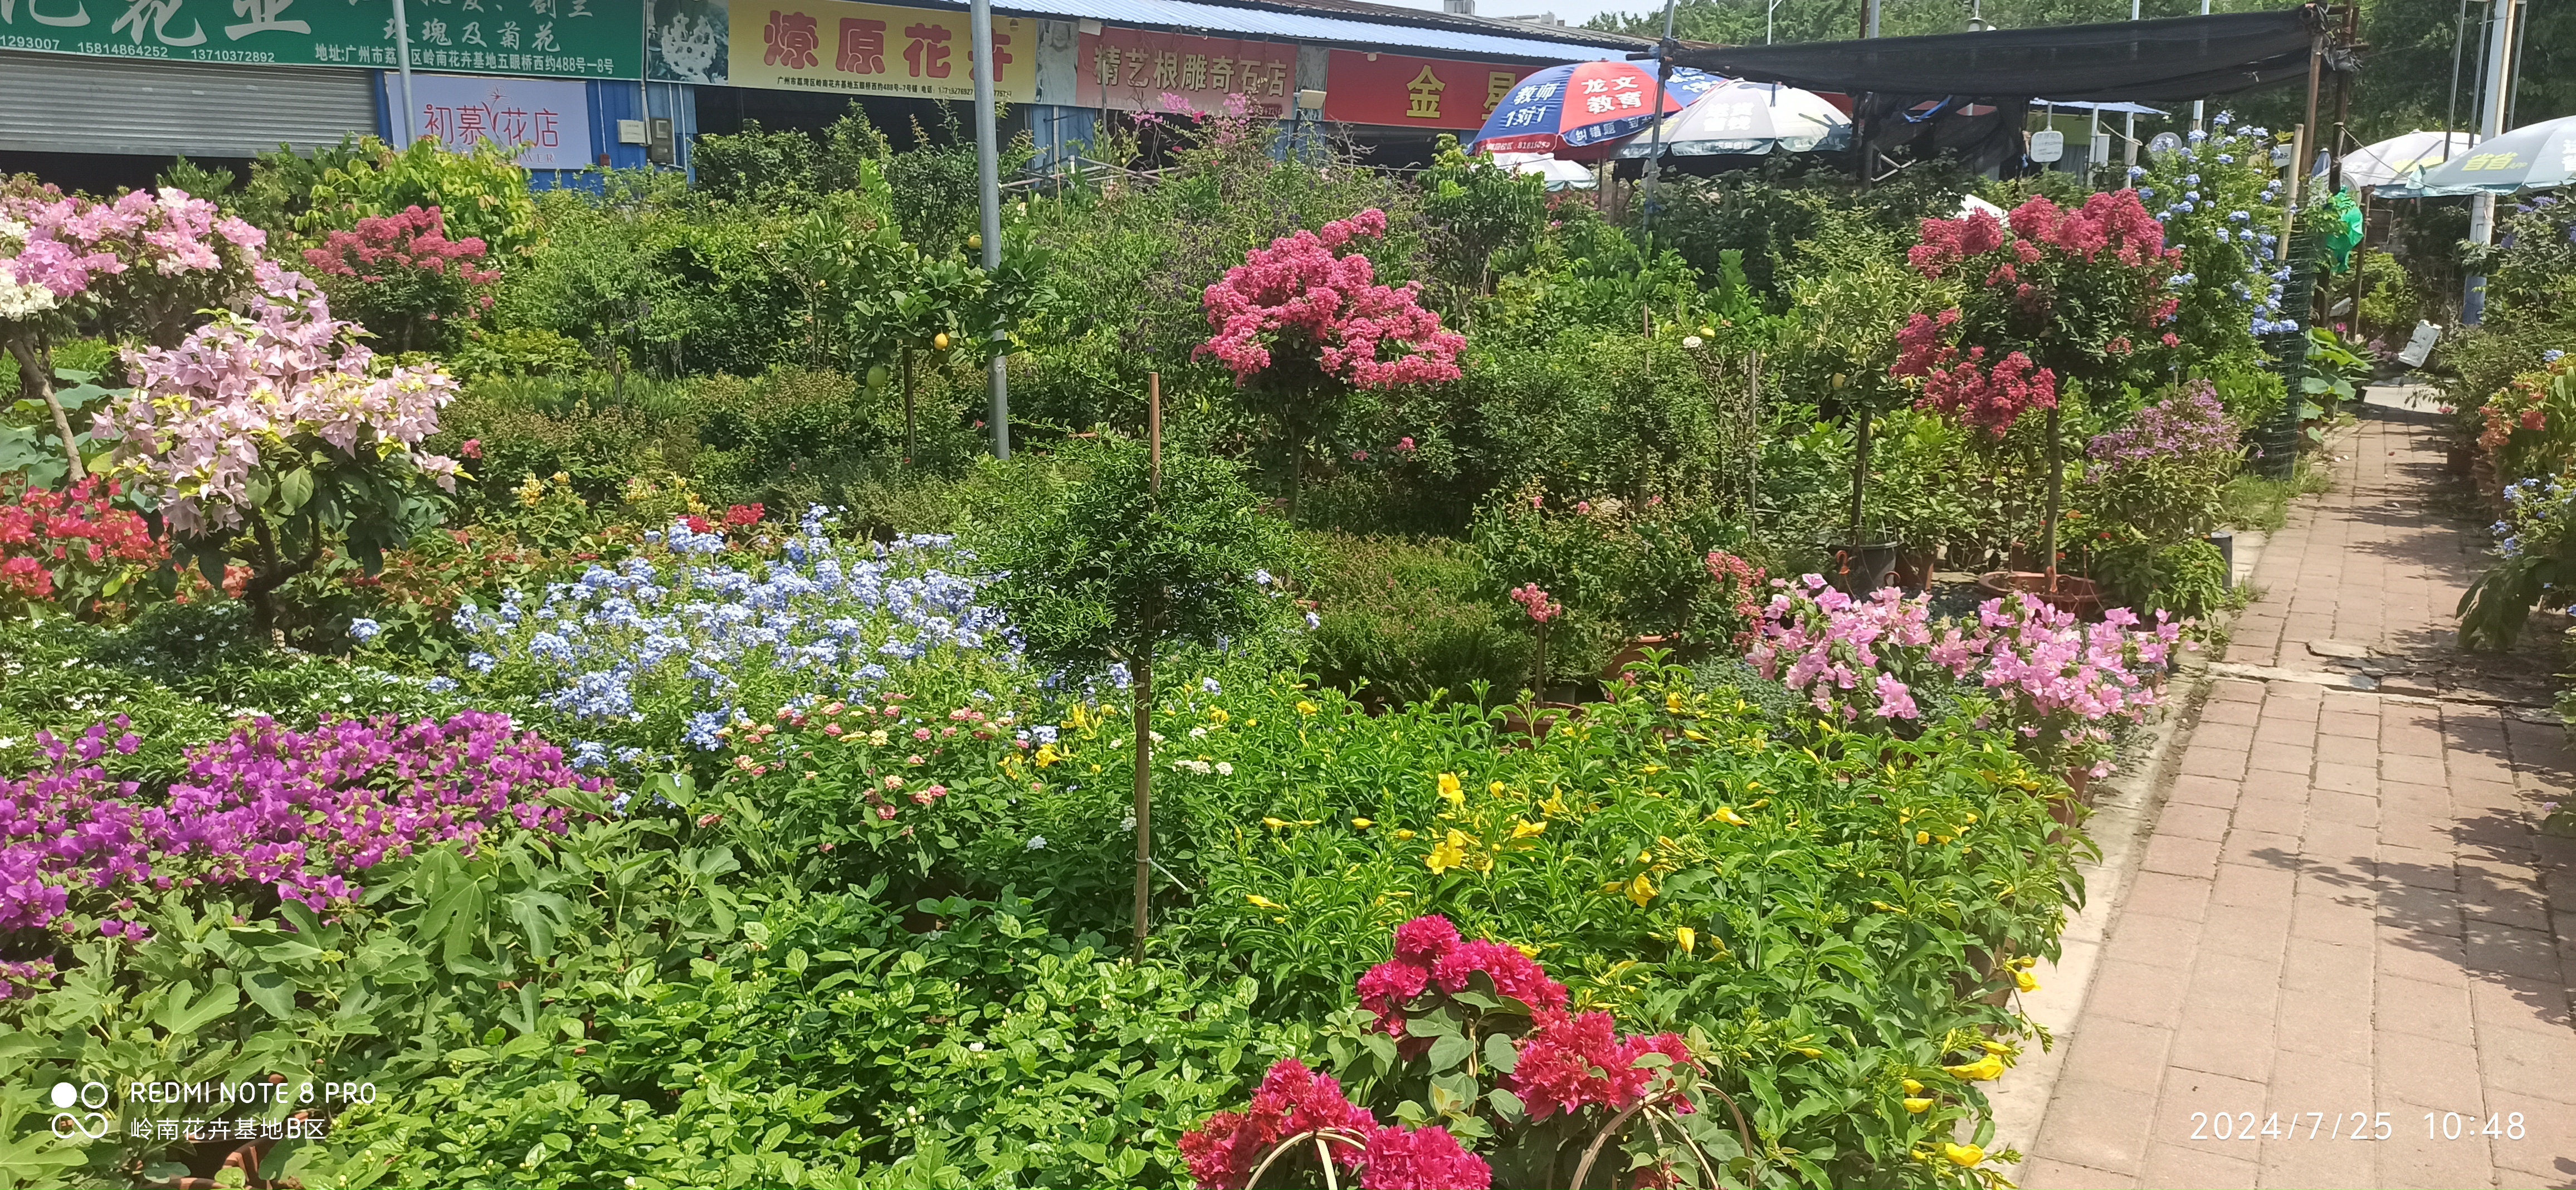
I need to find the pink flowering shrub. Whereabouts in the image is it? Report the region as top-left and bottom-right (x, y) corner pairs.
(92, 271), (464, 632)
(1198, 209), (1465, 514)
(1184, 916), (1726, 1189)
(0, 475), (164, 620)
(0, 186), (267, 483)
(0, 714), (593, 938)
(1750, 574), (2182, 774)
(303, 204), (501, 353)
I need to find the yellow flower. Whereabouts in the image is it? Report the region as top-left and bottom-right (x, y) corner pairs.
(1538, 791), (1569, 818)
(1904, 1097), (1934, 1114)
(1942, 1143), (1985, 1167)
(1394, 829), (1417, 840)
(1427, 829), (1481, 875)
(550, 471), (570, 484)
(1915, 830), (1931, 845)
(1351, 818), (1374, 830)
(1943, 1055), (2004, 1081)
(1437, 773), (1463, 807)
(1033, 743), (1060, 768)
(1208, 708), (1230, 723)
(1794, 1046), (1824, 1057)
(1246, 894), (1286, 910)
(1262, 817), (1291, 830)
(1626, 874), (1657, 907)
(1487, 780), (1506, 797)
(2013, 969), (2041, 993)
(1296, 700), (1318, 716)
(1666, 692), (1687, 713)
(1509, 818), (1546, 840)
(1674, 926), (1696, 953)
(1979, 1040), (2011, 1056)
(1715, 806), (1750, 827)
(1901, 1078), (1925, 1095)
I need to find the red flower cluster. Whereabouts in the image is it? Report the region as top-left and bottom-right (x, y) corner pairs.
(1906, 342), (2060, 438)
(1356, 914), (1568, 1038)
(1906, 208), (2006, 276)
(303, 206), (500, 295)
(1999, 191), (2174, 268)
(0, 477), (163, 607)
(1198, 209), (1467, 391)
(1179, 1059), (1489, 1190)
(724, 503), (765, 529)
(1510, 1010), (1699, 1123)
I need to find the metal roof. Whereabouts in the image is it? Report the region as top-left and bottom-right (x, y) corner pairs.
(975, 0), (1632, 62)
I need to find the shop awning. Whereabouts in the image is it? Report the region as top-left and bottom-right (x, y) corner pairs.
(1664, 8), (2324, 105)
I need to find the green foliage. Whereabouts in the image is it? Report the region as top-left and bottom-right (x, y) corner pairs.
(1302, 532), (1530, 708)
(691, 108), (892, 204)
(1417, 134), (1551, 306)
(236, 135), (539, 257)
(977, 440), (1294, 675)
(1463, 331), (1734, 504)
(2089, 538), (2231, 620)
(2353, 249), (2418, 341)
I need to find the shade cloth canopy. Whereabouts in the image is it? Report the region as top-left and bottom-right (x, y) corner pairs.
(2340, 130), (2476, 189)
(1663, 8), (2324, 105)
(1613, 80), (1851, 158)
(1471, 62), (1724, 157)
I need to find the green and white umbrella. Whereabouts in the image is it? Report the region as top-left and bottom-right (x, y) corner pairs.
(2399, 114), (2576, 196)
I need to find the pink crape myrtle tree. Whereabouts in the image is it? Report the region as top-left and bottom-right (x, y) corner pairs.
(0, 186), (269, 484)
(91, 265), (464, 635)
(1198, 208), (1465, 519)
(1892, 191), (2184, 592)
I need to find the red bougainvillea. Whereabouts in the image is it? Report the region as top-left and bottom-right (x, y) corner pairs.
(0, 476), (164, 615)
(1198, 209), (1466, 391)
(1178, 1057), (1490, 1190)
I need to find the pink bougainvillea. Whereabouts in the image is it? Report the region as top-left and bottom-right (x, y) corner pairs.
(1197, 209), (1465, 391)
(1178, 1058), (1489, 1190)
(1510, 1009), (1701, 1123)
(302, 205), (497, 289)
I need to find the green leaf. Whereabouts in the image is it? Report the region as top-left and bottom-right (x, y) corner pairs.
(279, 467), (314, 513)
(1482, 1030), (1520, 1074)
(153, 981), (241, 1035)
(1487, 1088), (1527, 1125)
(242, 969), (298, 1021)
(1427, 1032), (1473, 1072)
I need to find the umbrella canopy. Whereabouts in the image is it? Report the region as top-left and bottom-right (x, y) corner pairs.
(1489, 153), (1601, 191)
(2408, 114), (2576, 195)
(1613, 80), (1851, 159)
(2343, 130), (2477, 189)
(1471, 62), (1724, 157)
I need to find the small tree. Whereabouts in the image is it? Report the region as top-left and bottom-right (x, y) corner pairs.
(301, 204), (501, 354)
(1782, 251), (1924, 548)
(1894, 191), (2182, 589)
(1198, 208), (1465, 519)
(1, 186), (268, 483)
(92, 275), (464, 636)
(978, 435), (1292, 947)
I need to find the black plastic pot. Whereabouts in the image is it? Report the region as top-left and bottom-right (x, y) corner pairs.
(2205, 530), (2236, 590)
(1820, 542), (1901, 595)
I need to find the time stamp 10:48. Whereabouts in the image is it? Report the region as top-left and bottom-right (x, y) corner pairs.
(2190, 1111), (2528, 1142)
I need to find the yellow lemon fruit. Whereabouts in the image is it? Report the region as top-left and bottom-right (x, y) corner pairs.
(933, 331), (952, 350)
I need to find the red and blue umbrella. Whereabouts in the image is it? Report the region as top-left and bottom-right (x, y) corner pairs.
(1470, 61), (1725, 158)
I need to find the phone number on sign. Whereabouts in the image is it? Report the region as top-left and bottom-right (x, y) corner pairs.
(2191, 1111), (2528, 1141)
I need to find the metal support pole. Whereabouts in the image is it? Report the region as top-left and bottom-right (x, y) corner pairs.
(969, 0), (1009, 457)
(391, 0), (418, 144)
(1637, 0), (1677, 239)
(2191, 0), (2209, 130)
(2123, 0), (2138, 181)
(2445, 0), (2473, 159)
(2465, 0), (2517, 325)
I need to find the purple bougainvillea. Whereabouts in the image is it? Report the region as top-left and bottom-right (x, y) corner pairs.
(0, 713), (599, 936)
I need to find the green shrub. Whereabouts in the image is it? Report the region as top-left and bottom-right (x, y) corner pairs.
(2091, 538), (2232, 620)
(1302, 532), (1529, 707)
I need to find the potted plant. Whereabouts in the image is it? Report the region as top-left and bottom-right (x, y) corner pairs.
(1894, 191), (2186, 614)
(1784, 252), (1923, 594)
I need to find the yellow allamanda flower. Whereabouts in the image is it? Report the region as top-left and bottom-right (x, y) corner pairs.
(1666, 691), (1687, 713)
(1674, 926), (1696, 953)
(1903, 1097), (1934, 1114)
(1715, 806), (1750, 827)
(1033, 743), (1060, 768)
(1246, 894), (1286, 910)
(1537, 791), (1569, 818)
(1394, 829), (1417, 840)
(1437, 773), (1464, 808)
(1208, 708), (1229, 723)
(1296, 700), (1318, 716)
(1901, 1079), (1925, 1095)
(1942, 1143), (1985, 1167)
(1262, 817), (1291, 829)
(2014, 968), (2041, 993)
(1943, 1055), (2004, 1081)
(1427, 829), (1485, 875)
(1509, 818), (1546, 840)
(1625, 874), (1657, 907)
(1351, 818), (1374, 830)
(1487, 780), (1507, 797)
(1915, 831), (1931, 845)
(1979, 1040), (2012, 1056)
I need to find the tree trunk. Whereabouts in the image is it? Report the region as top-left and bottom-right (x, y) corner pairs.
(10, 339), (84, 484)
(2042, 402), (2063, 593)
(902, 348), (916, 468)
(1848, 404), (1872, 544)
(1130, 651), (1153, 950)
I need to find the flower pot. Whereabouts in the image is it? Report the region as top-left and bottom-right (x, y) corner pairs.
(1602, 634), (1676, 681)
(1976, 570), (2102, 619)
(1893, 547), (1939, 596)
(1500, 702), (1580, 739)
(2203, 530), (2235, 591)
(1819, 542), (1901, 596)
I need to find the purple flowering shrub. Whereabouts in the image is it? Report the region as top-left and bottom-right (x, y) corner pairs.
(0, 711), (594, 952)
(2080, 381), (2242, 544)
(1750, 574), (2183, 775)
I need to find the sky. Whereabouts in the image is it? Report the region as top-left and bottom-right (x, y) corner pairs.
(1362, 0), (1653, 32)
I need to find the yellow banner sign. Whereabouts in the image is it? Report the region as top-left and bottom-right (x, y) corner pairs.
(670, 0), (1030, 101)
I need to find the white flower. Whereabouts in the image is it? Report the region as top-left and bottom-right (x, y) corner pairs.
(1025, 835), (1048, 850)
(0, 277), (57, 321)
(1682, 335), (1705, 349)
(968, 1041), (985, 1052)
(1215, 761), (1234, 776)
(1121, 815), (1137, 832)
(1189, 725), (1208, 738)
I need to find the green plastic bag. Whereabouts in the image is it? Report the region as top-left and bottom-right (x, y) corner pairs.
(2321, 187), (2365, 273)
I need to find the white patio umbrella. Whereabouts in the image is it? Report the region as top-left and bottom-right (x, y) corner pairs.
(2342, 130), (2477, 190)
(1612, 80), (1852, 159)
(1488, 152), (1599, 191)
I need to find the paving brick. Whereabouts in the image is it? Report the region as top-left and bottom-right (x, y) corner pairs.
(2380, 752), (2448, 786)
(2374, 843), (2458, 888)
(2037, 1081), (2162, 1174)
(2247, 742), (2317, 776)
(2462, 920), (2564, 982)
(2375, 928), (2471, 985)
(2142, 831), (2224, 880)
(2179, 747), (2251, 781)
(2375, 973), (2478, 1043)
(2314, 762), (2381, 795)
(2309, 789), (2382, 827)
(2122, 870), (2214, 921)
(2208, 679), (2266, 703)
(2377, 1099), (2502, 1189)
(2085, 958), (2193, 1028)
(2211, 861), (2298, 909)
(2016, 1157), (2139, 1189)
(2231, 796), (2306, 837)
(2197, 699), (2262, 726)
(2156, 1069), (2272, 1157)
(2137, 1140), (2261, 1188)
(2190, 721), (2257, 753)
(2465, 971), (2575, 1035)
(2168, 775), (2242, 809)
(2154, 801), (2234, 842)
(2058, 1017), (2178, 1090)
(2375, 1032), (2489, 1112)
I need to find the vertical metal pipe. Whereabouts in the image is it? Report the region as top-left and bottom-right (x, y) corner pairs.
(2445, 0), (2472, 159)
(1637, 0), (1677, 238)
(970, 0), (1009, 458)
(2463, 0), (2518, 324)
(2192, 0), (2209, 130)
(392, 0), (418, 144)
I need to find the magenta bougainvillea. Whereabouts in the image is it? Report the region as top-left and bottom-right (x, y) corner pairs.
(1893, 191), (2184, 436)
(1198, 209), (1465, 391)
(302, 204), (500, 353)
(1185, 916), (1704, 1189)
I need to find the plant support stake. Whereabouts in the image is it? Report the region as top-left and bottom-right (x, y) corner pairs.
(970, 0), (1009, 458)
(1133, 372), (1163, 948)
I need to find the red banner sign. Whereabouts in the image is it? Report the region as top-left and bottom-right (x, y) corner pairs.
(1323, 50), (1541, 130)
(1075, 26), (1295, 116)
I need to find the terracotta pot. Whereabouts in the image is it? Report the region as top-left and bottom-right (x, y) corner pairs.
(1977, 570), (2102, 619)
(1602, 635), (1676, 681)
(1499, 702), (1579, 739)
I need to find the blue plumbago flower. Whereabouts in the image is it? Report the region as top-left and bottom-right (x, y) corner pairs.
(467, 651), (497, 674)
(2138, 187), (2156, 199)
(2189, 129), (2208, 143)
(1028, 724), (1059, 745)
(2214, 111), (2234, 126)
(2165, 272), (2196, 287)
(425, 676), (458, 694)
(2185, 174), (2202, 186)
(1252, 568), (1275, 587)
(2228, 209), (2251, 222)
(2248, 126), (2268, 138)
(1304, 610), (1323, 630)
(2217, 154), (2236, 164)
(1201, 676), (1222, 695)
(1105, 661), (1133, 690)
(2128, 165), (2146, 178)
(2547, 350), (2567, 363)
(348, 618), (383, 644)
(1025, 836), (1048, 850)
(2186, 191), (2202, 203)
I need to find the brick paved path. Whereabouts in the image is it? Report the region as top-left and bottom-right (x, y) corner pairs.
(2021, 409), (2576, 1189)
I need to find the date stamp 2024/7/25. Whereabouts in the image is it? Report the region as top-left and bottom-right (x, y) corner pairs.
(2189, 1110), (2530, 1143)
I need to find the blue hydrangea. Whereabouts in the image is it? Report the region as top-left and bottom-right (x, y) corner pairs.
(2548, 350), (2566, 363)
(348, 618), (383, 644)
